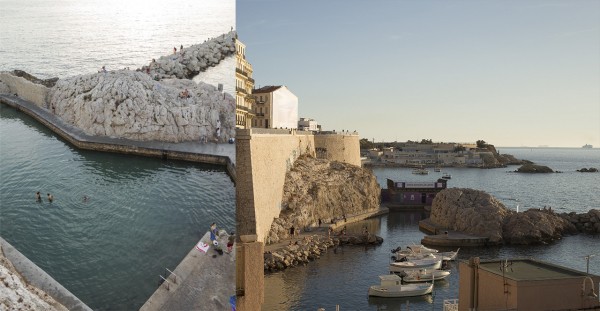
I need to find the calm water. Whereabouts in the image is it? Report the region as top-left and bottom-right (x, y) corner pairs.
(0, 103), (235, 310)
(264, 148), (600, 311)
(0, 0), (235, 92)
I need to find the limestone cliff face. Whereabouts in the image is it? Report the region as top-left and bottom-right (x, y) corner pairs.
(430, 188), (575, 244)
(47, 71), (234, 142)
(142, 31), (236, 80)
(267, 155), (380, 244)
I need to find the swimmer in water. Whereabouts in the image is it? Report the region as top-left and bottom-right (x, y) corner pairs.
(35, 192), (41, 202)
(47, 193), (53, 203)
(83, 195), (89, 202)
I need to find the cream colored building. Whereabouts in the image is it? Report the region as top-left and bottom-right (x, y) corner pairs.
(235, 38), (255, 129)
(252, 85), (298, 129)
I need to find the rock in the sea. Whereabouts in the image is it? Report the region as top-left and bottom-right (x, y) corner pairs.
(430, 188), (575, 244)
(267, 155), (380, 244)
(516, 163), (554, 173)
(577, 167), (598, 173)
(47, 70), (234, 142)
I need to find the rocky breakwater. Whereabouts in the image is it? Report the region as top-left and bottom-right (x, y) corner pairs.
(558, 209), (600, 234)
(264, 233), (383, 272)
(266, 155), (381, 244)
(429, 188), (576, 245)
(142, 31), (236, 80)
(1, 245), (67, 311)
(47, 70), (234, 142)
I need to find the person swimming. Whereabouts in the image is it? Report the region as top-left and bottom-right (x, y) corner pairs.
(47, 193), (53, 203)
(83, 195), (89, 202)
(35, 192), (41, 202)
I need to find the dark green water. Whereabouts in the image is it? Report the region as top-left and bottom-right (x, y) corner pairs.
(0, 104), (235, 310)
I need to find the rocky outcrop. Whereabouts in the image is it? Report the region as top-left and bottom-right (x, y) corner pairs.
(0, 71), (51, 107)
(11, 70), (59, 88)
(264, 233), (383, 272)
(559, 209), (600, 234)
(577, 167), (598, 173)
(47, 70), (234, 142)
(141, 31), (236, 80)
(516, 163), (554, 173)
(0, 246), (68, 311)
(266, 155), (380, 244)
(430, 188), (576, 244)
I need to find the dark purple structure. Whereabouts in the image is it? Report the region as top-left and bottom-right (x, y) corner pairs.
(381, 179), (447, 207)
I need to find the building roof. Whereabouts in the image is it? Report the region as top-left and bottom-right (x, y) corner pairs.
(253, 85), (283, 93)
(478, 258), (592, 281)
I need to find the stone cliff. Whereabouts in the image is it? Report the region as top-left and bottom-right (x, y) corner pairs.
(429, 188), (576, 244)
(142, 31), (236, 80)
(266, 155), (380, 244)
(46, 70), (234, 142)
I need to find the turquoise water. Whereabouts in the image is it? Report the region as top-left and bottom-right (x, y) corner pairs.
(264, 148), (600, 311)
(0, 104), (235, 310)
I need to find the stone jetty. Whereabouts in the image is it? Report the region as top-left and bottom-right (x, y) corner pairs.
(264, 232), (383, 273)
(558, 209), (600, 234)
(426, 188), (577, 245)
(141, 31), (236, 79)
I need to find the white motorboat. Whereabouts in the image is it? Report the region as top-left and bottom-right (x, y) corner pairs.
(368, 274), (433, 297)
(442, 173), (451, 179)
(402, 269), (451, 283)
(437, 248), (460, 261)
(390, 257), (442, 273)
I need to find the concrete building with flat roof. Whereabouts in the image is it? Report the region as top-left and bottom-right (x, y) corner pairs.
(252, 85), (298, 129)
(459, 257), (600, 311)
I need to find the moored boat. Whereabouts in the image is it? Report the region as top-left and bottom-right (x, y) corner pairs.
(402, 269), (451, 283)
(442, 173), (451, 179)
(389, 257), (442, 273)
(368, 275), (433, 297)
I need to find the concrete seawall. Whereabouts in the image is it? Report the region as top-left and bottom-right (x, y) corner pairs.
(0, 94), (236, 181)
(0, 237), (92, 311)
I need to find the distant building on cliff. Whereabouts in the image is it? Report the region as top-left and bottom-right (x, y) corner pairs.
(298, 117), (319, 132)
(235, 38), (255, 129)
(252, 85), (298, 129)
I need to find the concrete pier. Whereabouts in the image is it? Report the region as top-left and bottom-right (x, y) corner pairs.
(140, 232), (235, 311)
(0, 94), (236, 181)
(0, 237), (92, 311)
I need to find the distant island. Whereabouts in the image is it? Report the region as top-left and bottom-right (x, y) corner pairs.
(361, 139), (529, 168)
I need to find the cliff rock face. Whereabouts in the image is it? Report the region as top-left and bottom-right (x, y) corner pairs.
(47, 71), (234, 142)
(430, 188), (575, 244)
(430, 188), (510, 243)
(267, 156), (380, 243)
(516, 164), (554, 173)
(142, 31), (236, 79)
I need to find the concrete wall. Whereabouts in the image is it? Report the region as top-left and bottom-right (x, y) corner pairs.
(0, 72), (49, 107)
(314, 133), (361, 167)
(236, 128), (315, 243)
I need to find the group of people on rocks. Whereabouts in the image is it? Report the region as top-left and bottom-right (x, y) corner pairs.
(209, 222), (234, 254)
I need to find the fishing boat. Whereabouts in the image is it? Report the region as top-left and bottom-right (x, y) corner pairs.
(368, 274), (433, 297)
(402, 269), (451, 283)
(389, 257), (442, 273)
(442, 173), (451, 179)
(392, 246), (459, 261)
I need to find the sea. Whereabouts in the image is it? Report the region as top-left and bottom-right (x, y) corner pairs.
(263, 147), (600, 311)
(0, 0), (235, 310)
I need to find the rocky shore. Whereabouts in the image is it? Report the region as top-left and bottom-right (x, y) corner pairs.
(558, 209), (600, 234)
(427, 188), (580, 245)
(264, 232), (383, 272)
(0, 245), (67, 311)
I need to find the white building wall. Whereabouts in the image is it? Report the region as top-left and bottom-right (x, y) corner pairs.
(271, 87), (298, 129)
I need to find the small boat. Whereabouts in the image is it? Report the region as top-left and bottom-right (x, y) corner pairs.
(368, 275), (433, 297)
(390, 257), (442, 273)
(392, 244), (439, 255)
(582, 144), (593, 149)
(412, 168), (429, 175)
(437, 248), (460, 261)
(434, 167), (442, 172)
(402, 269), (451, 283)
(441, 173), (451, 179)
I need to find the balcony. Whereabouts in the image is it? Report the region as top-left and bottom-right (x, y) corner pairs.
(236, 87), (247, 95)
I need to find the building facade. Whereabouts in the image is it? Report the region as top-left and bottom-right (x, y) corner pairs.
(235, 39), (255, 129)
(252, 85), (298, 129)
(298, 117), (319, 132)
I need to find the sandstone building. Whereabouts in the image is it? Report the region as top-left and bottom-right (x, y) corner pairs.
(235, 38), (255, 129)
(459, 257), (600, 311)
(252, 85), (298, 129)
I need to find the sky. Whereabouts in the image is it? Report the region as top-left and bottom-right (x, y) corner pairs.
(237, 0), (600, 148)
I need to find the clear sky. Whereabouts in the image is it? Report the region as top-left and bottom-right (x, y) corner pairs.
(238, 0), (600, 148)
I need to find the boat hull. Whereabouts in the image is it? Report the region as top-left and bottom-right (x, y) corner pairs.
(389, 259), (442, 273)
(402, 270), (451, 283)
(368, 284), (433, 297)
